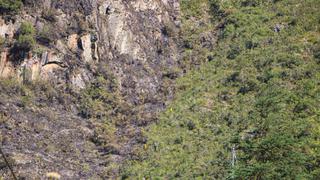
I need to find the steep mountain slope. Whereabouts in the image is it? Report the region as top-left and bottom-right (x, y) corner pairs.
(1, 0), (319, 179)
(0, 0), (181, 179)
(123, 0), (320, 179)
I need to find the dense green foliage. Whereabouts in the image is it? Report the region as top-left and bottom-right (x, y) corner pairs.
(123, 0), (320, 179)
(0, 0), (22, 13)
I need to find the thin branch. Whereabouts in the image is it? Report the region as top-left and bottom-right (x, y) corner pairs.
(0, 146), (18, 180)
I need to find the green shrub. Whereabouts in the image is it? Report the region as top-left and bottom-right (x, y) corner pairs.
(19, 22), (36, 35)
(15, 22), (36, 51)
(17, 34), (35, 50)
(0, 0), (22, 13)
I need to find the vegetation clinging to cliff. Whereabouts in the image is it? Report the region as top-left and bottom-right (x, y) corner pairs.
(16, 22), (36, 51)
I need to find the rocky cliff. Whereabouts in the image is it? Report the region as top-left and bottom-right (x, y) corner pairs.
(0, 0), (180, 178)
(1, 0), (180, 92)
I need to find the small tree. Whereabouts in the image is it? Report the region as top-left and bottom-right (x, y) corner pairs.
(15, 22), (36, 51)
(17, 34), (35, 51)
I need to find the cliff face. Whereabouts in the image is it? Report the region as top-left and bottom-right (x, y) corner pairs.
(1, 0), (180, 93)
(0, 0), (180, 178)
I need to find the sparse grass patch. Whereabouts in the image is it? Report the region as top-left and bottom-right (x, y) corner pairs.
(79, 75), (118, 119)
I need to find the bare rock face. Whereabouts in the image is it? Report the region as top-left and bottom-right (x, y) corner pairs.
(95, 0), (180, 104)
(0, 0), (180, 179)
(0, 50), (15, 78)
